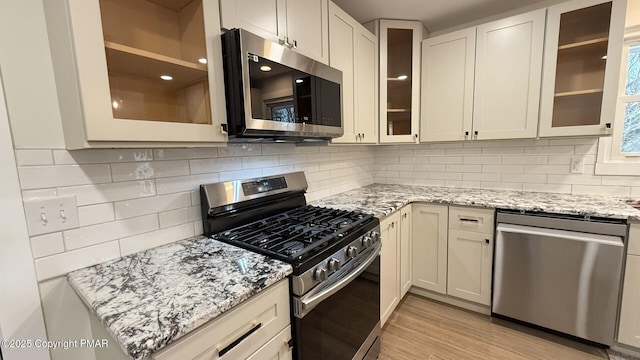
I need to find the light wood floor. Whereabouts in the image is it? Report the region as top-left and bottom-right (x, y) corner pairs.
(379, 294), (609, 360)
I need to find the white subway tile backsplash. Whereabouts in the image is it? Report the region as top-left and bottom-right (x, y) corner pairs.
(385, 177), (414, 186)
(242, 156), (280, 169)
(78, 203), (115, 226)
(547, 174), (602, 186)
(463, 173), (501, 182)
(502, 156), (548, 165)
(431, 156), (462, 164)
(261, 143), (297, 155)
(572, 185), (631, 197)
(445, 180), (480, 188)
(523, 183), (572, 194)
(446, 164), (482, 173)
(414, 179), (445, 187)
(502, 173), (547, 184)
(280, 154), (309, 165)
(15, 150), (54, 166)
(159, 205), (201, 229)
(463, 156), (502, 165)
(189, 158), (242, 174)
(481, 182), (523, 191)
(34, 241), (120, 281)
(548, 138), (597, 146)
(574, 143), (598, 155)
(482, 165), (524, 174)
(58, 180), (156, 206)
(524, 164), (570, 175)
(54, 149), (152, 164)
(22, 188), (58, 201)
(262, 165), (296, 177)
(431, 172), (463, 181)
(19, 164), (112, 190)
(111, 161), (189, 181)
(156, 174), (219, 195)
(601, 176), (640, 187)
(219, 169), (263, 182)
(30, 232), (64, 258)
(413, 149), (446, 156)
(524, 145), (574, 155)
(114, 193), (191, 220)
(631, 187), (640, 198)
(153, 148), (218, 161)
(193, 221), (204, 236)
(414, 164), (446, 172)
(63, 214), (159, 250)
(218, 144), (261, 157)
(387, 164), (414, 172)
(119, 223), (194, 256)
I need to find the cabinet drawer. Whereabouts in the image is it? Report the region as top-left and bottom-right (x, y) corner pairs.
(153, 279), (290, 360)
(246, 325), (292, 360)
(629, 223), (640, 256)
(618, 254), (640, 348)
(448, 206), (495, 234)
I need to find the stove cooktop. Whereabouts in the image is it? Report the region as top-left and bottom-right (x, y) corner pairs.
(216, 205), (376, 266)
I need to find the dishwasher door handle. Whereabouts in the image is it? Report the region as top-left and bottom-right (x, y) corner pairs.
(496, 223), (624, 247)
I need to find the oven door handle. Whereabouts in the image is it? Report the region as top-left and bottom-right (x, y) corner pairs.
(296, 242), (381, 318)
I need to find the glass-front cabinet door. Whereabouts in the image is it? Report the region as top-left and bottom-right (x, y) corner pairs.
(378, 20), (425, 143)
(539, 0), (627, 137)
(43, 0), (228, 148)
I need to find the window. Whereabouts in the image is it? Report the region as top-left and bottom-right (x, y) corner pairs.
(620, 44), (640, 154)
(596, 35), (640, 175)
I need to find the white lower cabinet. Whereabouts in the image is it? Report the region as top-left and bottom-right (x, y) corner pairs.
(380, 211), (400, 326)
(618, 224), (640, 348)
(400, 205), (413, 298)
(152, 279), (291, 360)
(411, 205), (495, 308)
(447, 229), (493, 305)
(380, 205), (413, 326)
(412, 204), (448, 294)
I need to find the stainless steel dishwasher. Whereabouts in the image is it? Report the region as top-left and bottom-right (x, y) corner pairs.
(492, 210), (627, 346)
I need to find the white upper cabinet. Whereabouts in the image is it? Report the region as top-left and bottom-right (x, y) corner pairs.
(43, 0), (228, 149)
(539, 0), (627, 137)
(373, 20), (426, 143)
(421, 9), (544, 142)
(473, 9), (545, 140)
(421, 28), (476, 142)
(329, 2), (378, 144)
(220, 0), (329, 64)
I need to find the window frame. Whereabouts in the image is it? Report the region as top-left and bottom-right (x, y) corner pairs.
(596, 26), (640, 175)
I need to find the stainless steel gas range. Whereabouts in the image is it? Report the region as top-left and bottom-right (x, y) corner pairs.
(200, 172), (381, 360)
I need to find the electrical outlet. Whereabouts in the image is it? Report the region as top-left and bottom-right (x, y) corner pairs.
(23, 196), (79, 236)
(570, 157), (584, 174)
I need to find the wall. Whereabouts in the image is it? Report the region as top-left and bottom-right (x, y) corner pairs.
(17, 144), (374, 282)
(374, 138), (639, 198)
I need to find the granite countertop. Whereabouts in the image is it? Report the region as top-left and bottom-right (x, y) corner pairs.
(67, 237), (292, 360)
(312, 184), (640, 221)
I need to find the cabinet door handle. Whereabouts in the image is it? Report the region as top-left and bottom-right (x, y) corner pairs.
(485, 238), (490, 245)
(465, 131), (469, 136)
(605, 123), (612, 129)
(390, 222), (395, 229)
(292, 39), (298, 49)
(459, 218), (479, 223)
(217, 322), (262, 356)
(402, 213), (407, 219)
(474, 131), (478, 136)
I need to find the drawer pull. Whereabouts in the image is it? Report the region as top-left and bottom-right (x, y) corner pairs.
(217, 322), (262, 357)
(459, 218), (479, 223)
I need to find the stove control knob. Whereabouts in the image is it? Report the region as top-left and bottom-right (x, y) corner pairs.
(328, 258), (340, 272)
(347, 246), (358, 259)
(314, 267), (328, 282)
(362, 235), (372, 248)
(371, 231), (380, 243)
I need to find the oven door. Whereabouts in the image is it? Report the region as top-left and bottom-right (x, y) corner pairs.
(293, 243), (381, 360)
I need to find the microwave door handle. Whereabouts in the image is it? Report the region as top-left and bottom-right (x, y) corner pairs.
(298, 242), (381, 317)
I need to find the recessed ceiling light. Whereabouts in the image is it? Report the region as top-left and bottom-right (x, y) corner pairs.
(295, 79), (304, 84)
(397, 75), (408, 80)
(198, 58), (207, 64)
(601, 55), (608, 60)
(160, 75), (173, 81)
(112, 100), (119, 110)
(260, 65), (272, 72)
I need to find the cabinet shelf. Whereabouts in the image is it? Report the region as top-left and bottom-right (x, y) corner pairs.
(554, 88), (603, 97)
(387, 109), (411, 113)
(104, 41), (207, 88)
(558, 37), (608, 50)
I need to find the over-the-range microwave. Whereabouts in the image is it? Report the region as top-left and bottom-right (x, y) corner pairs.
(221, 28), (343, 142)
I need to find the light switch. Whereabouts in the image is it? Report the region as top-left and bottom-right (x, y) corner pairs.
(24, 196), (79, 236)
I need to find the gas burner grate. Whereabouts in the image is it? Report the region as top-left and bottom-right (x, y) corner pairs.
(215, 205), (374, 263)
